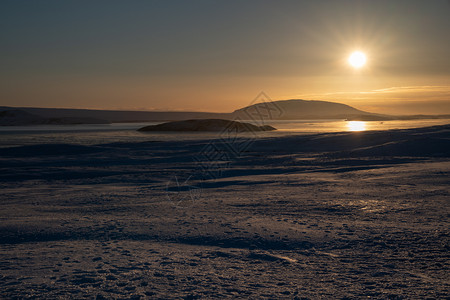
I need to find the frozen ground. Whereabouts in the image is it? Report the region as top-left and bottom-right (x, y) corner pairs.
(0, 125), (449, 299)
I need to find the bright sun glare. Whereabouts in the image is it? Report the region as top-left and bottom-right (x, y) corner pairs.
(348, 51), (367, 68)
(347, 121), (366, 132)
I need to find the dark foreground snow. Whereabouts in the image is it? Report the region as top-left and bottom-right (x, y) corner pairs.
(0, 125), (449, 299)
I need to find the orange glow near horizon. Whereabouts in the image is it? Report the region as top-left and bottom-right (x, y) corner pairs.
(1, 2), (450, 115)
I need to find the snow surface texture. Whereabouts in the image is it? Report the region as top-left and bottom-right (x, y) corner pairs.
(0, 125), (449, 298)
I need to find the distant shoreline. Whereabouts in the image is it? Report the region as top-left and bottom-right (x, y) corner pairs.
(2, 100), (450, 126)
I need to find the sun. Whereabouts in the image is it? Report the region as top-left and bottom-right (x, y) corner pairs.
(348, 51), (367, 68)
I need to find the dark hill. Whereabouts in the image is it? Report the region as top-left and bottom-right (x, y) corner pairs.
(233, 99), (389, 121)
(138, 119), (276, 132)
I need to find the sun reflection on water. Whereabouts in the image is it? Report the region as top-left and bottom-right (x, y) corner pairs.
(347, 121), (366, 132)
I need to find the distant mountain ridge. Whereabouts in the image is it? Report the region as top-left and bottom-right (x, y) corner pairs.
(0, 109), (108, 126)
(1, 100), (449, 125)
(0, 106), (231, 124)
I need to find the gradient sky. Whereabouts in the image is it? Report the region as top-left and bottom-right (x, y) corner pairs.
(1, 0), (449, 114)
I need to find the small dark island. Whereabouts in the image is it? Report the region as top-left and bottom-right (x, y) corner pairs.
(138, 119), (276, 132)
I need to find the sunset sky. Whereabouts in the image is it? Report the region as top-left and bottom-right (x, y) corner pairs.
(1, 0), (449, 114)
